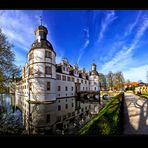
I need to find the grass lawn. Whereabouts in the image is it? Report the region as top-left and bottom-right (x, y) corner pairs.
(139, 92), (148, 99)
(79, 92), (124, 135)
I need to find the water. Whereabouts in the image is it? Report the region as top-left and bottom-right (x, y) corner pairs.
(0, 94), (102, 135)
(0, 94), (26, 135)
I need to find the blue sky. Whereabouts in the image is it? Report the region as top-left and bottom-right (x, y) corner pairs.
(0, 10), (148, 82)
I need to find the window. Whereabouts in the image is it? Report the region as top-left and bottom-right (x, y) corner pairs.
(58, 86), (61, 91)
(29, 82), (32, 91)
(67, 67), (69, 72)
(58, 105), (61, 111)
(71, 86), (73, 91)
(62, 75), (66, 81)
(77, 79), (79, 83)
(81, 80), (83, 83)
(57, 116), (61, 122)
(63, 66), (65, 71)
(45, 66), (52, 75)
(47, 82), (50, 91)
(81, 108), (84, 112)
(29, 67), (33, 75)
(94, 87), (96, 90)
(86, 87), (87, 90)
(67, 76), (71, 81)
(65, 86), (68, 91)
(85, 81), (87, 84)
(56, 74), (61, 80)
(72, 103), (74, 107)
(46, 114), (50, 123)
(83, 87), (84, 91)
(72, 78), (74, 82)
(45, 51), (52, 58)
(65, 104), (68, 109)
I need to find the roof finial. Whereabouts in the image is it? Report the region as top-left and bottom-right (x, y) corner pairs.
(40, 16), (42, 26)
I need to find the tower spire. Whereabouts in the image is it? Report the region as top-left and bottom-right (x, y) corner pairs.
(40, 16), (42, 26)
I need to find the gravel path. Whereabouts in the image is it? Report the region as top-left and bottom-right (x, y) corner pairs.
(124, 92), (148, 135)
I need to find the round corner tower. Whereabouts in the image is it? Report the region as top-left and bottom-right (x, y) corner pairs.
(27, 20), (56, 102)
(89, 63), (100, 91)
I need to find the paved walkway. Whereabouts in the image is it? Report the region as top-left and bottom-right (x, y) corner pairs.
(124, 92), (148, 134)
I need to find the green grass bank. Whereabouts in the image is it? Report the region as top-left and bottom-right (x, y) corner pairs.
(79, 92), (124, 135)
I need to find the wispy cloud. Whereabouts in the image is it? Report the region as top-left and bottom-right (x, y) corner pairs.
(101, 15), (148, 73)
(123, 64), (148, 82)
(0, 10), (43, 51)
(124, 11), (142, 37)
(77, 28), (90, 64)
(55, 49), (65, 64)
(98, 10), (117, 42)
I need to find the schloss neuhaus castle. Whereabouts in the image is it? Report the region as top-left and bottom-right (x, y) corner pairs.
(13, 20), (101, 133)
(15, 22), (101, 104)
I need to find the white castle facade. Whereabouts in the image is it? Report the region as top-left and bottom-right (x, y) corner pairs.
(14, 22), (101, 134)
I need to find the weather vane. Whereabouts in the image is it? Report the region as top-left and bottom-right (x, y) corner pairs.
(40, 16), (42, 25)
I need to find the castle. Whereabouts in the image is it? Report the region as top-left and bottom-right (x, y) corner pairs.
(14, 20), (101, 134)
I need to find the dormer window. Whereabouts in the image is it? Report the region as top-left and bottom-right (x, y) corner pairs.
(45, 51), (52, 58)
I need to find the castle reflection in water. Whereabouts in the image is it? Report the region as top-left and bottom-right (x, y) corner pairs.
(8, 94), (100, 135)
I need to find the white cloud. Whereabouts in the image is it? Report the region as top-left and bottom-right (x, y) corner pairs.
(123, 65), (148, 82)
(124, 10), (142, 37)
(101, 15), (148, 73)
(0, 10), (43, 51)
(77, 28), (90, 64)
(98, 10), (117, 42)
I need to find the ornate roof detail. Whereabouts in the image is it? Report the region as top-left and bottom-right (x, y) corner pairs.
(31, 39), (53, 50)
(90, 70), (99, 76)
(35, 25), (48, 34)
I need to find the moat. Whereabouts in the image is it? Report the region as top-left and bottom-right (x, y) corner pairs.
(0, 94), (103, 135)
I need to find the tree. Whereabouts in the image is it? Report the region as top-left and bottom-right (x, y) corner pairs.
(113, 72), (125, 91)
(0, 28), (20, 93)
(106, 71), (125, 91)
(106, 71), (114, 90)
(99, 73), (107, 90)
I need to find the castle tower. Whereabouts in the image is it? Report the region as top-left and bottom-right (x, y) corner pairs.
(89, 63), (100, 91)
(27, 17), (56, 102)
(91, 63), (96, 71)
